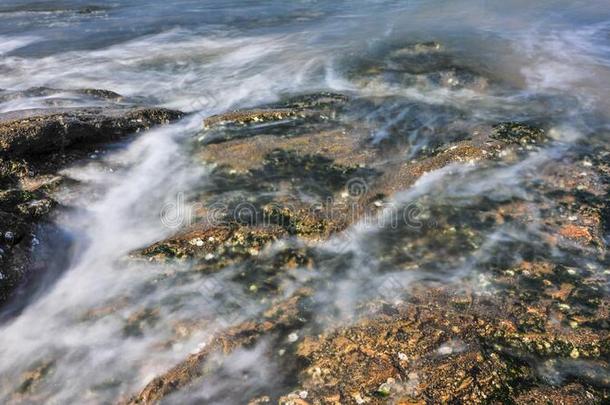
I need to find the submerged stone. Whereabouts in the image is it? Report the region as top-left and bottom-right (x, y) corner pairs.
(198, 92), (350, 145)
(490, 122), (546, 145)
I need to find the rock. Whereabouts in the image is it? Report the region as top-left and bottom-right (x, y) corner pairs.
(490, 122), (546, 145)
(514, 383), (602, 404)
(0, 87), (123, 103)
(198, 92), (349, 145)
(77, 5), (107, 14)
(13, 360), (55, 398)
(347, 41), (492, 93)
(0, 107), (183, 158)
(138, 93), (555, 289)
(0, 102), (184, 306)
(281, 288), (608, 404)
(123, 308), (161, 337)
(124, 290), (312, 404)
(119, 88), (609, 404)
(0, 210), (37, 303)
(198, 129), (373, 172)
(203, 109), (316, 130)
(138, 223), (285, 262)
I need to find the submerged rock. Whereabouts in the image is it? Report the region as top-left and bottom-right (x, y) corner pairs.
(347, 40), (492, 93)
(123, 90), (610, 404)
(125, 290), (312, 404)
(120, 83), (610, 404)
(490, 122), (547, 145)
(139, 91), (555, 279)
(198, 92), (349, 145)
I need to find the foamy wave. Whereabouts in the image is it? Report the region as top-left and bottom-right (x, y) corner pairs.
(519, 21), (610, 113)
(0, 35), (40, 55)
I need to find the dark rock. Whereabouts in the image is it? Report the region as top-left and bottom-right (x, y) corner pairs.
(0, 87), (123, 102)
(77, 5), (107, 14)
(0, 107), (183, 158)
(0, 103), (184, 306)
(490, 122), (547, 145)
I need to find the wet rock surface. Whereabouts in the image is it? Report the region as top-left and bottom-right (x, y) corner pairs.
(119, 82), (609, 402)
(0, 106), (182, 158)
(0, 98), (183, 306)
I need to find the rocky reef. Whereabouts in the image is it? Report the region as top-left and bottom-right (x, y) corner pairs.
(123, 83), (608, 403)
(2, 40), (609, 405)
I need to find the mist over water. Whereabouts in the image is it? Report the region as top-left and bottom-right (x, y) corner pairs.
(0, 0), (609, 403)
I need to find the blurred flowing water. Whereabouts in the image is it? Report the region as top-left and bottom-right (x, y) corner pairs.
(0, 0), (608, 403)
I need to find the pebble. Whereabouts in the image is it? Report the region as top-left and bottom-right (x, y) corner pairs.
(4, 231), (14, 242)
(353, 393), (366, 404)
(204, 253), (215, 261)
(288, 332), (299, 343)
(437, 344), (453, 355)
(298, 391), (308, 399)
(570, 348), (580, 359)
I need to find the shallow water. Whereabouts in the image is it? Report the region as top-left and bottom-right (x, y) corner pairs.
(0, 0), (609, 403)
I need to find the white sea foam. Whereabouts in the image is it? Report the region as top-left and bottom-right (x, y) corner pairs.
(0, 35), (40, 54)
